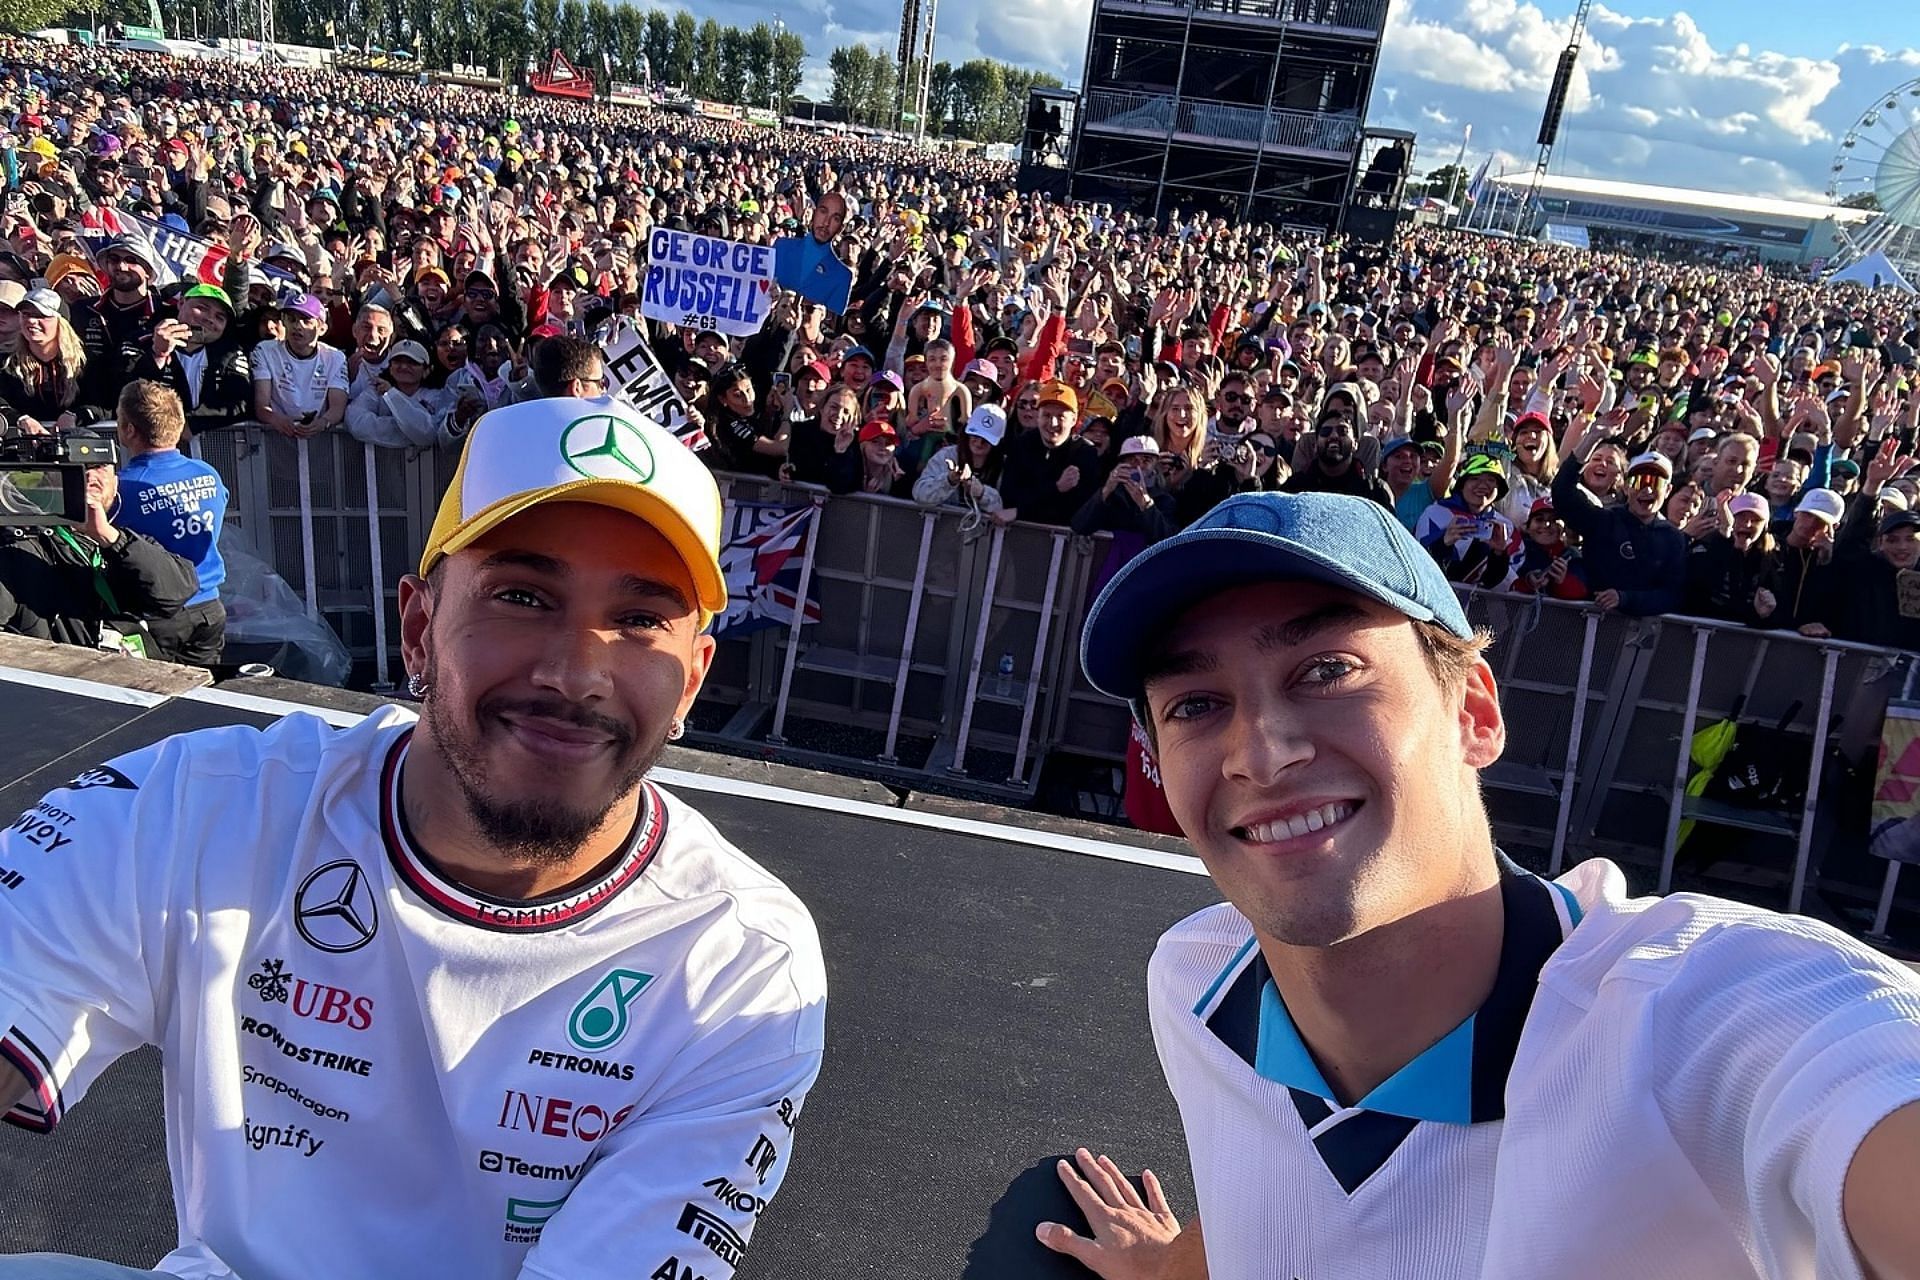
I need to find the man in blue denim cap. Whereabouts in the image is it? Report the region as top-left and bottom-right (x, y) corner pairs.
(1037, 491), (1920, 1280)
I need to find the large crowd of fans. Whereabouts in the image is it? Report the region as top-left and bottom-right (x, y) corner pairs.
(3, 37), (1920, 669)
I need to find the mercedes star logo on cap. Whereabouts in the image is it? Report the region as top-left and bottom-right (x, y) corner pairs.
(560, 413), (656, 484)
(294, 860), (380, 954)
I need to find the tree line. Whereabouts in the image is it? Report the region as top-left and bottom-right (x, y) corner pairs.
(4, 0), (808, 113)
(827, 43), (1061, 143)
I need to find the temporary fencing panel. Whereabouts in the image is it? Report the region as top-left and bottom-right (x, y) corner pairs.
(186, 425), (1920, 911)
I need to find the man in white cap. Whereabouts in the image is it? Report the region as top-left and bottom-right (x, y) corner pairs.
(1552, 446), (1687, 614)
(1071, 435), (1176, 542)
(1041, 490), (1920, 1280)
(1756, 487), (1845, 637)
(93, 233), (159, 367)
(0, 398), (826, 1279)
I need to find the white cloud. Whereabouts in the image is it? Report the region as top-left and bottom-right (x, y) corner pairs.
(1368, 0), (1920, 200)
(759, 0), (1910, 205)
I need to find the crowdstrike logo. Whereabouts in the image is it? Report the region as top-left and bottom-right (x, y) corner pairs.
(294, 860), (379, 953)
(560, 413), (657, 483)
(240, 1015), (373, 1077)
(566, 968), (653, 1052)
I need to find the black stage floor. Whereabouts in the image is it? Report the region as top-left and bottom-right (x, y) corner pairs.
(0, 674), (1220, 1278)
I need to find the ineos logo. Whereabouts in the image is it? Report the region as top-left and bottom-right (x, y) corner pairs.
(294, 861), (379, 954)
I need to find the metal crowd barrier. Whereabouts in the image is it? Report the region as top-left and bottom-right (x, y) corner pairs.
(191, 424), (1920, 924)
(1454, 588), (1914, 917)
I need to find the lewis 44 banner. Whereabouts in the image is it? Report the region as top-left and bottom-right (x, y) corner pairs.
(597, 318), (704, 452)
(80, 210), (296, 290)
(713, 501), (822, 641)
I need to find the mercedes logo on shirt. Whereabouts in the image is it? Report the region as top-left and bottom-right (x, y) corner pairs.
(560, 413), (656, 484)
(294, 860), (379, 954)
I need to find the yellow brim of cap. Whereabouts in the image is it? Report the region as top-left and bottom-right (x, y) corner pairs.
(421, 477), (726, 627)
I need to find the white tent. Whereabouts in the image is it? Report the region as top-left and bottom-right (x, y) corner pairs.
(1828, 249), (1918, 294)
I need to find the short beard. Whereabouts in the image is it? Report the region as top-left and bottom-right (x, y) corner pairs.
(423, 675), (667, 866)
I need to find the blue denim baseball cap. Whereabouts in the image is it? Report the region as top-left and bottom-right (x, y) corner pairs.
(1080, 491), (1474, 703)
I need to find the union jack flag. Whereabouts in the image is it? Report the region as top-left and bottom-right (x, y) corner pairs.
(713, 501), (823, 640)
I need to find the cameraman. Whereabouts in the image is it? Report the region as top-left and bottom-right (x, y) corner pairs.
(111, 381), (228, 665)
(0, 426), (199, 655)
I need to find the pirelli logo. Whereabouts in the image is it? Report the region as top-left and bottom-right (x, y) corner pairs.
(675, 1202), (746, 1266)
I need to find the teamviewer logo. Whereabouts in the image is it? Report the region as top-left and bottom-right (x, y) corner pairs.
(479, 1150), (504, 1173)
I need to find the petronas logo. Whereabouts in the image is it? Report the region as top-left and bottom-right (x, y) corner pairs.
(567, 968), (653, 1052)
(560, 414), (656, 484)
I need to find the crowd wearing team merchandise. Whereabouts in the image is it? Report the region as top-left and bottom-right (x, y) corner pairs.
(3, 38), (1920, 1280)
(3, 39), (1920, 666)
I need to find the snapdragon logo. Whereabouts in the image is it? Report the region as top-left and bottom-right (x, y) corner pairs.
(566, 968), (653, 1053)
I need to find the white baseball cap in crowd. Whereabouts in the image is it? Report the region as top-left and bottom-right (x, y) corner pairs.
(1725, 493), (1769, 519)
(1626, 452), (1673, 478)
(1795, 488), (1845, 524)
(1117, 435), (1160, 458)
(18, 287), (64, 318)
(387, 339), (430, 365)
(1687, 427), (1717, 444)
(964, 403), (1006, 446)
(419, 396), (726, 626)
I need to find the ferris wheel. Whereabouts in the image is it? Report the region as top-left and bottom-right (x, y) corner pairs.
(1827, 77), (1920, 277)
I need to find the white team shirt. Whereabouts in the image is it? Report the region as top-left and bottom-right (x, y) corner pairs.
(1152, 855), (1920, 1280)
(0, 708), (826, 1280)
(251, 339), (349, 419)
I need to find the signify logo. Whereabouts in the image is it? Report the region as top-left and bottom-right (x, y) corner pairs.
(243, 1117), (324, 1158)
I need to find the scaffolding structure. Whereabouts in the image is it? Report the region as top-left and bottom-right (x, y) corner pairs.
(1065, 0), (1391, 227)
(895, 0), (938, 138)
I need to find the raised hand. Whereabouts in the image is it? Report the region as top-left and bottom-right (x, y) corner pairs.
(1866, 435), (1916, 492)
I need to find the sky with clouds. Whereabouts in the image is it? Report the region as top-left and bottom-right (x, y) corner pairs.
(709, 0), (1920, 203)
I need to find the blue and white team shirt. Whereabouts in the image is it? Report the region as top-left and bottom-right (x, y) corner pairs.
(116, 447), (228, 605)
(1151, 855), (1920, 1279)
(0, 707), (826, 1280)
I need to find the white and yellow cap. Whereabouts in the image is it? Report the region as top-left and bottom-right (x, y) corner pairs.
(420, 397), (726, 625)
